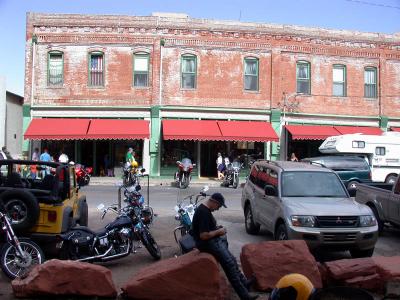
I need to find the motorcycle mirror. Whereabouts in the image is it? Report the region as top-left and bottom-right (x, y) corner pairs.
(203, 185), (209, 192)
(97, 203), (105, 211)
(140, 168), (146, 173)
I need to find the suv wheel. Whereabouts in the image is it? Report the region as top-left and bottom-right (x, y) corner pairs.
(386, 175), (398, 185)
(350, 248), (374, 258)
(244, 205), (260, 235)
(275, 224), (288, 241)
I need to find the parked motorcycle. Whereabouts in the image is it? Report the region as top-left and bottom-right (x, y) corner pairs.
(0, 210), (44, 279)
(175, 158), (196, 189)
(122, 161), (139, 186)
(56, 201), (161, 261)
(122, 183), (154, 227)
(222, 161), (242, 189)
(75, 164), (92, 186)
(173, 186), (208, 253)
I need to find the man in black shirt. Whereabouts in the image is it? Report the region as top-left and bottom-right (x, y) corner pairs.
(192, 193), (258, 300)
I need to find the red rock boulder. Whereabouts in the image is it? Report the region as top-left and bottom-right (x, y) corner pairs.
(240, 240), (322, 291)
(121, 249), (229, 300)
(373, 256), (400, 282)
(11, 259), (117, 298)
(324, 257), (377, 281)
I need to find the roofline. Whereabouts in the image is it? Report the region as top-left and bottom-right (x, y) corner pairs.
(27, 12), (400, 44)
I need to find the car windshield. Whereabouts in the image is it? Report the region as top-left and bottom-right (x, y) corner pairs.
(281, 171), (347, 197)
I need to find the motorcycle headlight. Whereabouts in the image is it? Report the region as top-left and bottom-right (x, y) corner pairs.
(291, 215), (315, 227)
(359, 215), (377, 227)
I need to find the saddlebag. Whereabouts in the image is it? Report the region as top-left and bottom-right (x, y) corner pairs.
(179, 233), (196, 254)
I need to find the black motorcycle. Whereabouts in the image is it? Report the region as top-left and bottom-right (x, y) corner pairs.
(221, 161), (242, 189)
(56, 202), (161, 262)
(0, 210), (44, 279)
(175, 158), (196, 189)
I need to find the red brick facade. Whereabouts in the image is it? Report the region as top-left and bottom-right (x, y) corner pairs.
(24, 13), (400, 118)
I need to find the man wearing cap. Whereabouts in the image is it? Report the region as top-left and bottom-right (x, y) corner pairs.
(192, 193), (258, 300)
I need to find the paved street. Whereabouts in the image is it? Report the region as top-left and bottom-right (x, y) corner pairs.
(1, 184), (400, 299)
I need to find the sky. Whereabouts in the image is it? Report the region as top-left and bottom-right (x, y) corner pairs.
(0, 0), (399, 96)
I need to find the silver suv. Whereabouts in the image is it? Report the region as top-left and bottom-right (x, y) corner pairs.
(241, 160), (378, 258)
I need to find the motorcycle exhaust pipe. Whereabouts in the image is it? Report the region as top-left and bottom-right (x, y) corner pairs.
(77, 245), (113, 262)
(100, 245), (131, 261)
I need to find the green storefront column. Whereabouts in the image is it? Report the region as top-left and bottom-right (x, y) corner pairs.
(270, 109), (282, 161)
(380, 116), (388, 132)
(22, 104), (31, 158)
(150, 106), (161, 177)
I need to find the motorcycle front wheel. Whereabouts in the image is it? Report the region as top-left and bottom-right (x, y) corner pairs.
(0, 238), (45, 279)
(140, 228), (161, 260)
(233, 175), (239, 189)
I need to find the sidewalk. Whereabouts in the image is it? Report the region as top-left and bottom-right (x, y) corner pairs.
(89, 176), (238, 187)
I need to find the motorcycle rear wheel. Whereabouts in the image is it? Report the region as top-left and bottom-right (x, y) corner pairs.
(233, 177), (239, 189)
(0, 238), (44, 279)
(140, 228), (161, 260)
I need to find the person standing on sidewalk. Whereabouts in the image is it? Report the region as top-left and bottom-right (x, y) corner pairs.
(191, 193), (259, 300)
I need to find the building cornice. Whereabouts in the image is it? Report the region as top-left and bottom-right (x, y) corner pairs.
(28, 12), (400, 49)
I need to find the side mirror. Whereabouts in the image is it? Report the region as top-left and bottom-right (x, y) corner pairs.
(203, 185), (209, 192)
(264, 185), (277, 196)
(140, 168), (146, 173)
(97, 203), (105, 211)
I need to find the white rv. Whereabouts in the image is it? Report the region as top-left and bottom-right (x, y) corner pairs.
(319, 132), (400, 183)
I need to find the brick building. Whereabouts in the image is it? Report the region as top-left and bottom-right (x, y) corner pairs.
(23, 12), (400, 177)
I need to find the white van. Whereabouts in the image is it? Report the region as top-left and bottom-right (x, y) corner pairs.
(319, 132), (400, 183)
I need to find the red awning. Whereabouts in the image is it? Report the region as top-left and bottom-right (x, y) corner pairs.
(24, 118), (91, 140)
(217, 121), (279, 142)
(162, 120), (223, 141)
(285, 125), (340, 140)
(391, 127), (400, 132)
(334, 126), (382, 135)
(86, 119), (149, 140)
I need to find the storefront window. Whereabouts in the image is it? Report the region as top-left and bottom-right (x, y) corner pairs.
(161, 140), (197, 167)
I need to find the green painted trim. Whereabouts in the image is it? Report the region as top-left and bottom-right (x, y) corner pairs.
(31, 105), (150, 110)
(244, 57), (259, 91)
(47, 51), (64, 86)
(88, 51), (105, 87)
(380, 116), (388, 130)
(161, 105), (271, 114)
(23, 104), (31, 118)
(133, 52), (150, 87)
(181, 54), (197, 89)
(150, 106), (161, 176)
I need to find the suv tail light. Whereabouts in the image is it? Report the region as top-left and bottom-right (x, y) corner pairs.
(48, 211), (57, 222)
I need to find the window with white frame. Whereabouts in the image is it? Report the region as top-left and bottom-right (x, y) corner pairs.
(181, 54), (197, 89)
(133, 53), (149, 87)
(48, 51), (63, 86)
(352, 141), (365, 148)
(375, 147), (385, 156)
(333, 65), (346, 97)
(244, 57), (259, 91)
(364, 67), (377, 98)
(89, 52), (104, 86)
(296, 61), (311, 94)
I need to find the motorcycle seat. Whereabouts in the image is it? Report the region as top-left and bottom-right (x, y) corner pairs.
(62, 226), (108, 238)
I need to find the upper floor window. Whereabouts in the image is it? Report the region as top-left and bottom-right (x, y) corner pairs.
(181, 54), (197, 89)
(133, 53), (149, 87)
(244, 57), (259, 91)
(48, 51), (63, 86)
(89, 52), (104, 86)
(333, 65), (346, 97)
(364, 67), (377, 98)
(296, 61), (311, 94)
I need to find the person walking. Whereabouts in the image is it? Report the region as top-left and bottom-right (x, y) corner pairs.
(290, 153), (299, 162)
(39, 148), (51, 177)
(58, 150), (69, 163)
(216, 152), (224, 180)
(31, 148), (39, 161)
(191, 193), (259, 300)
